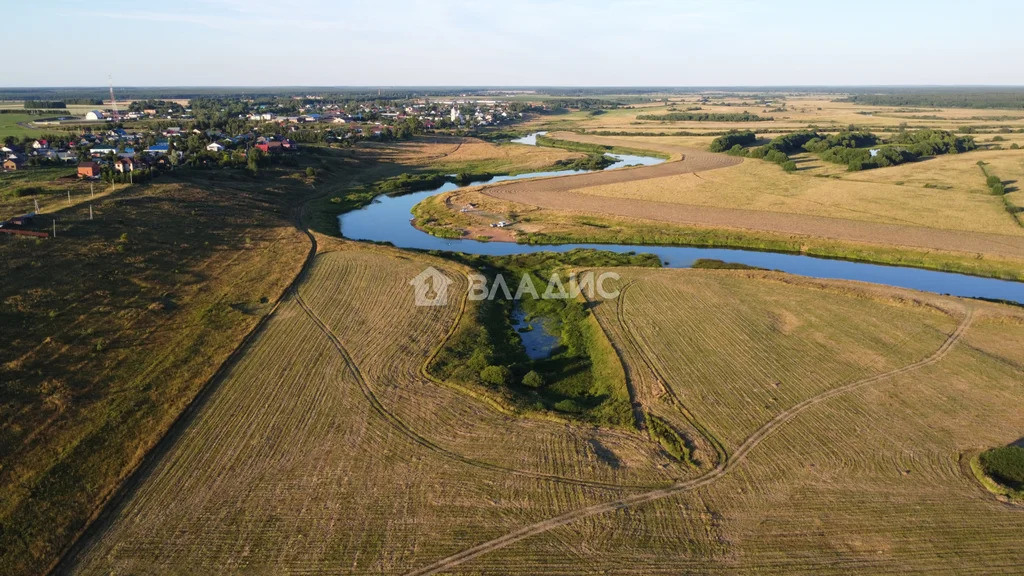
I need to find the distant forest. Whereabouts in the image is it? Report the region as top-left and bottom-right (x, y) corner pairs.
(839, 88), (1024, 109)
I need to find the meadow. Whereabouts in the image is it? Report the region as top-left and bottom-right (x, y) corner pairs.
(7, 91), (1024, 576)
(62, 259), (1024, 575)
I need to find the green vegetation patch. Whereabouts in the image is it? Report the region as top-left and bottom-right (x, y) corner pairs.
(429, 249), (660, 428)
(691, 258), (766, 271)
(535, 134), (671, 160)
(637, 111), (771, 122)
(646, 413), (695, 465)
(979, 445), (1024, 490)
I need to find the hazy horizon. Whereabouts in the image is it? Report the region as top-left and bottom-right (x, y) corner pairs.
(8, 0), (1023, 87)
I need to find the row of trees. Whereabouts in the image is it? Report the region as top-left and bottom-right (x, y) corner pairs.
(638, 111), (771, 122)
(711, 128), (977, 172)
(709, 130), (757, 152)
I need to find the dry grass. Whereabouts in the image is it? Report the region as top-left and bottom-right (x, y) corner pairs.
(572, 148), (1024, 236)
(358, 135), (581, 174)
(555, 96), (1024, 135)
(65, 258), (1024, 575)
(414, 270), (1024, 576)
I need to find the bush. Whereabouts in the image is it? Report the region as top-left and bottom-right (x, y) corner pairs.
(4, 186), (46, 198)
(986, 175), (1002, 188)
(479, 365), (512, 387)
(646, 414), (693, 464)
(522, 370), (544, 388)
(1011, 143), (1020, 150)
(305, 167), (316, 177)
(709, 130), (756, 153)
(980, 446), (1024, 489)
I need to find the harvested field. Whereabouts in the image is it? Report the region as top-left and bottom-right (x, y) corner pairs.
(402, 270), (1024, 576)
(63, 243), (688, 574)
(358, 135), (582, 175)
(473, 133), (1024, 261)
(65, 257), (1024, 575)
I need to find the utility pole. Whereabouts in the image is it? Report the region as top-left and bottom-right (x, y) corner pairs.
(67, 190), (71, 205)
(52, 219), (56, 238)
(89, 205), (94, 220)
(90, 182), (94, 197)
(34, 198), (39, 212)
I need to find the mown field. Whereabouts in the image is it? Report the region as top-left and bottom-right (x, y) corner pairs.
(526, 96), (1024, 137)
(62, 253), (1024, 574)
(410, 269), (1024, 575)
(0, 135), (647, 576)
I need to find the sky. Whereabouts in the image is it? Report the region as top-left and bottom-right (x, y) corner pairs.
(5, 0), (1023, 87)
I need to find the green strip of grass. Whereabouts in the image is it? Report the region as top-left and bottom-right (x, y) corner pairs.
(518, 220), (1024, 282)
(535, 134), (672, 160)
(646, 413), (696, 466)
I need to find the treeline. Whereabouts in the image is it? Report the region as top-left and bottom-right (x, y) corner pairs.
(839, 90), (1024, 110)
(638, 111), (771, 122)
(978, 161), (1007, 195)
(711, 128), (975, 172)
(542, 98), (623, 110)
(23, 101), (67, 109)
(709, 130), (757, 152)
(127, 100), (186, 114)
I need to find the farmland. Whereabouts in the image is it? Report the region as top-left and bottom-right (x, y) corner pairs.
(0, 133), (637, 576)
(62, 259), (1024, 574)
(414, 118), (1024, 279)
(5, 87), (1024, 576)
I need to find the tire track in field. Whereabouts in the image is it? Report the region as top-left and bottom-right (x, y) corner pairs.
(613, 281), (729, 466)
(402, 306), (974, 576)
(291, 285), (669, 492)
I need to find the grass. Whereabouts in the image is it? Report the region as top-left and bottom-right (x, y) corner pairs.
(54, 248), (1024, 575)
(11, 99), (1024, 575)
(979, 445), (1024, 490)
(535, 133), (672, 160)
(424, 202), (1023, 281)
(65, 242), (685, 573)
(563, 149), (1023, 237)
(0, 167), (321, 576)
(429, 249), (660, 428)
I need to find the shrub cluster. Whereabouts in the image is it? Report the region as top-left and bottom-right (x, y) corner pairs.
(637, 111), (771, 122)
(980, 445), (1024, 489)
(709, 130), (756, 153)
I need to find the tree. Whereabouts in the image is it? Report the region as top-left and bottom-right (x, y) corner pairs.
(480, 365), (512, 387)
(522, 370), (544, 389)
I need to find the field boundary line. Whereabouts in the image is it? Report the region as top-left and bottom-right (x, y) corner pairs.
(402, 306), (974, 576)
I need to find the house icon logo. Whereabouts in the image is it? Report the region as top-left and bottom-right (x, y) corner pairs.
(409, 266), (453, 306)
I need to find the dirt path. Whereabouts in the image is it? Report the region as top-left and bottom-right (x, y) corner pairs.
(479, 134), (1024, 260)
(402, 307), (975, 576)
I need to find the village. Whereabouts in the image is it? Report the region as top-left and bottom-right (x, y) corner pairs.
(1, 96), (527, 179)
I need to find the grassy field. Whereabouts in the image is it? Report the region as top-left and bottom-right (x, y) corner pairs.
(62, 260), (1024, 574)
(522, 95), (1024, 137)
(408, 270), (1024, 575)
(0, 135), (651, 576)
(9, 95), (1024, 575)
(0, 165), (329, 575)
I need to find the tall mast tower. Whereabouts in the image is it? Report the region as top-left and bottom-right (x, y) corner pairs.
(109, 75), (119, 120)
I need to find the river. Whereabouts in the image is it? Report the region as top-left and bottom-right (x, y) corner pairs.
(339, 133), (1024, 305)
